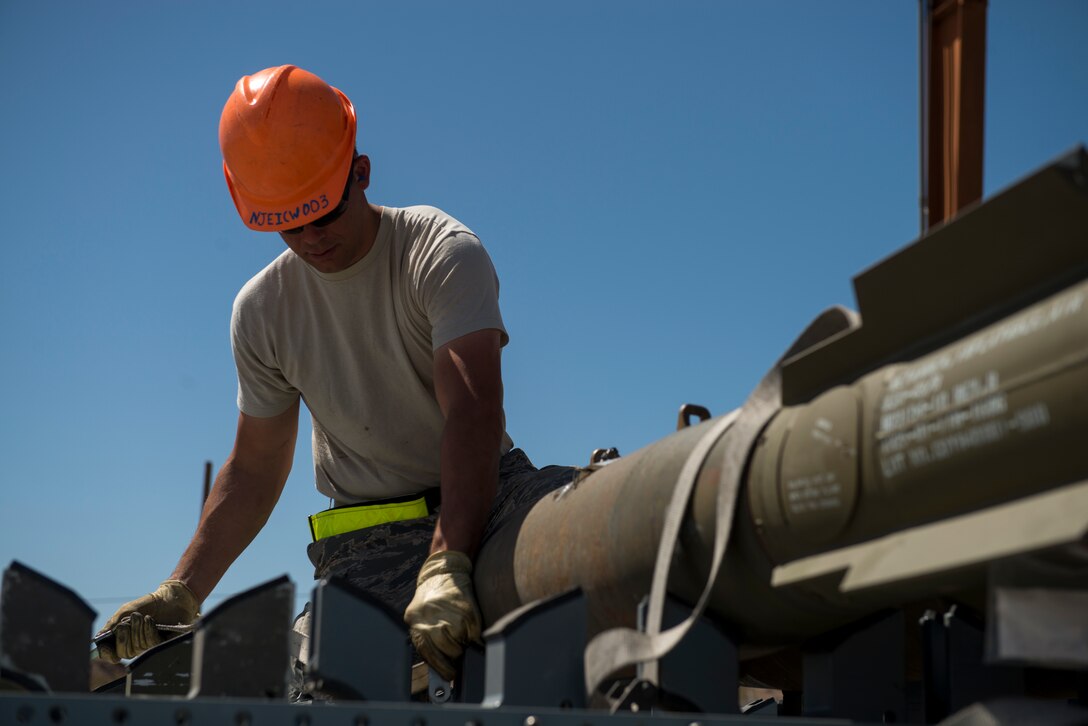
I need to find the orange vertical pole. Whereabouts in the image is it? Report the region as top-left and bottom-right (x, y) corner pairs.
(925, 0), (987, 229)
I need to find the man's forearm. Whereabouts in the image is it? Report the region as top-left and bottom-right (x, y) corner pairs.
(170, 457), (287, 603)
(430, 408), (502, 557)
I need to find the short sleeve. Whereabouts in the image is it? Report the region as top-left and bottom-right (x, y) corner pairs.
(230, 289), (300, 417)
(417, 231), (508, 351)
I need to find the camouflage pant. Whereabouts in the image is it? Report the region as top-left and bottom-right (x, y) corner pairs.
(289, 448), (576, 690)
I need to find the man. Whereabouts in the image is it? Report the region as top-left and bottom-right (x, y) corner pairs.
(98, 65), (572, 684)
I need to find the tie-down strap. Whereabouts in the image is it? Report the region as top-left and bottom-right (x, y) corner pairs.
(583, 306), (861, 697)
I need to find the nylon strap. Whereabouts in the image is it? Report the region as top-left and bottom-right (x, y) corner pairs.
(583, 306), (860, 698)
(308, 496), (430, 542)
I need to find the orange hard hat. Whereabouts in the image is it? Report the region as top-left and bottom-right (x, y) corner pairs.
(219, 65), (357, 232)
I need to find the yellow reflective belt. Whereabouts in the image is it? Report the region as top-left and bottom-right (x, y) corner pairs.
(308, 496), (430, 542)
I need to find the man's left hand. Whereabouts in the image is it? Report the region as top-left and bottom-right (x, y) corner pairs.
(404, 550), (482, 681)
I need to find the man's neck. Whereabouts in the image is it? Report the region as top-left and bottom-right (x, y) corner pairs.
(352, 202), (384, 263)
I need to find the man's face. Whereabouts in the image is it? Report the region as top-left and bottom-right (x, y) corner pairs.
(279, 215), (366, 273)
(278, 178), (369, 273)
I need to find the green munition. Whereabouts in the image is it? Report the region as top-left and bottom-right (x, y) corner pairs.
(474, 147), (1088, 662)
(749, 279), (1086, 565)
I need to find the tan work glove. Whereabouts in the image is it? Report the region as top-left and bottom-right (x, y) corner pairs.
(403, 550), (482, 681)
(96, 580), (200, 663)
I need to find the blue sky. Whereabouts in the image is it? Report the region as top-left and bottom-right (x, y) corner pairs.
(1, 1), (1085, 633)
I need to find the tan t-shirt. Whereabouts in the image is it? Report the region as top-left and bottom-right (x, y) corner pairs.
(231, 205), (513, 503)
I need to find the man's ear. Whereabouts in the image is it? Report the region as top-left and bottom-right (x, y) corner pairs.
(353, 155), (371, 189)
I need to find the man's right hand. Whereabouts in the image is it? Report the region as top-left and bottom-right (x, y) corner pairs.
(95, 580), (200, 663)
